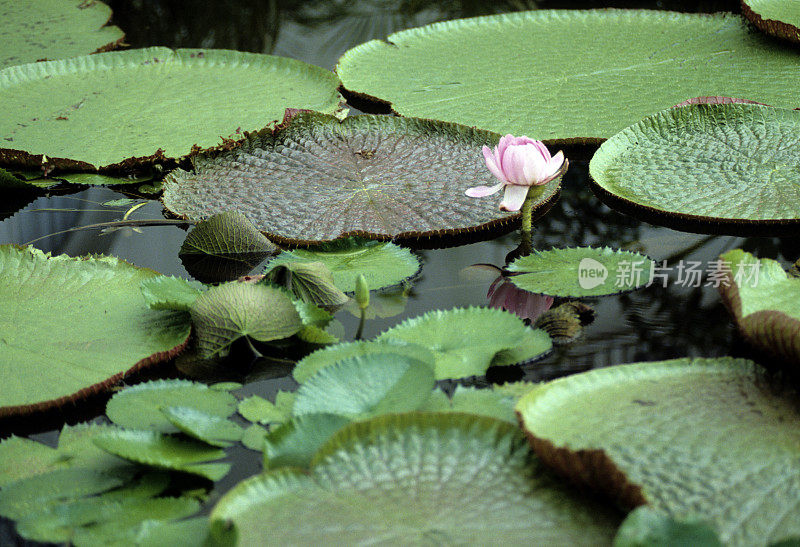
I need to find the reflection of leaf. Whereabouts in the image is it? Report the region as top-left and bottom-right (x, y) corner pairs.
(212, 413), (620, 544)
(265, 260), (349, 309)
(163, 113), (560, 244)
(517, 357), (800, 545)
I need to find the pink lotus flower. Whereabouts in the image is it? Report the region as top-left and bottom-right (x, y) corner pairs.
(466, 135), (566, 212)
(487, 276), (554, 323)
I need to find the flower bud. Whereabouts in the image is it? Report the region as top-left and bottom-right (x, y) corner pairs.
(355, 274), (370, 310)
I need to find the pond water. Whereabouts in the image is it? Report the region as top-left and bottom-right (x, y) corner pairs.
(2, 0), (795, 542)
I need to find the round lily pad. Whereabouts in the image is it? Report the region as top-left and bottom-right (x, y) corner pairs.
(516, 357), (800, 545)
(589, 104), (800, 234)
(336, 10), (800, 142)
(507, 247), (654, 297)
(265, 237), (420, 293)
(718, 249), (800, 366)
(0, 48), (342, 170)
(0, 245), (191, 417)
(212, 413), (620, 544)
(0, 0), (124, 70)
(162, 111), (560, 245)
(742, 1), (800, 44)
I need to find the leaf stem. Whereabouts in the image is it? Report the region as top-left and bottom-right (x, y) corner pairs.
(355, 308), (367, 341)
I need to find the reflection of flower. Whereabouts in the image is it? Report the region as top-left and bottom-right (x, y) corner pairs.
(466, 135), (565, 212)
(487, 276), (554, 323)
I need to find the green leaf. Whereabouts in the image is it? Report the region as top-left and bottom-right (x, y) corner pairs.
(264, 260), (350, 309)
(337, 11), (800, 142)
(0, 166), (44, 191)
(140, 276), (207, 311)
(238, 391), (295, 426)
(0, 436), (63, 487)
(162, 406), (244, 448)
(718, 249), (800, 366)
(93, 429), (230, 481)
(293, 353), (436, 419)
(265, 237), (420, 293)
(163, 113), (559, 244)
(0, 245), (191, 417)
(292, 339), (436, 383)
(179, 211), (277, 284)
(212, 413), (620, 544)
(589, 104), (800, 232)
(614, 507), (722, 547)
(56, 423), (132, 472)
(0, 48), (342, 169)
(54, 173), (154, 186)
(742, 1), (800, 44)
(420, 385), (516, 424)
(241, 424), (268, 452)
(190, 281), (303, 358)
(377, 307), (552, 379)
(0, 0), (123, 70)
(516, 357), (800, 545)
(106, 379), (237, 434)
(76, 516), (214, 547)
(507, 247), (654, 297)
(263, 413), (352, 469)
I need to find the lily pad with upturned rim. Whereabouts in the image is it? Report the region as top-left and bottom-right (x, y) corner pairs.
(718, 249), (800, 366)
(336, 10), (800, 143)
(741, 1), (800, 44)
(211, 413), (620, 544)
(516, 357), (800, 545)
(0, 245), (191, 417)
(589, 104), (800, 235)
(162, 112), (560, 245)
(0, 48), (343, 171)
(0, 0), (124, 70)
(507, 247), (654, 297)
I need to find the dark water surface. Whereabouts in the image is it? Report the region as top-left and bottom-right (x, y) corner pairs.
(5, 0), (796, 542)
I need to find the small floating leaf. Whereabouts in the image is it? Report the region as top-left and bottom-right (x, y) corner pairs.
(241, 424), (268, 451)
(264, 413), (352, 469)
(163, 113), (559, 244)
(0, 245), (191, 417)
(589, 104), (800, 233)
(377, 307), (552, 379)
(54, 173), (154, 186)
(93, 430), (230, 481)
(106, 379), (237, 434)
(507, 247), (653, 297)
(742, 1), (800, 44)
(140, 276), (207, 311)
(0, 48), (342, 170)
(211, 413), (620, 544)
(238, 392), (295, 426)
(162, 406), (244, 448)
(0, 436), (62, 487)
(265, 260), (350, 309)
(718, 249), (800, 366)
(266, 237), (420, 293)
(190, 281), (303, 358)
(516, 357), (800, 545)
(420, 385), (516, 424)
(0, 0), (124, 70)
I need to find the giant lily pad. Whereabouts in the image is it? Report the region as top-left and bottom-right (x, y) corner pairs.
(162, 112), (560, 244)
(589, 104), (800, 234)
(742, 1), (800, 44)
(336, 11), (800, 142)
(0, 0), (124, 70)
(212, 413), (620, 544)
(507, 247), (654, 297)
(0, 48), (342, 170)
(517, 357), (800, 545)
(0, 245), (191, 417)
(718, 249), (800, 366)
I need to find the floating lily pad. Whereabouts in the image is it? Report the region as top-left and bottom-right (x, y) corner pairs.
(337, 11), (800, 142)
(212, 413), (619, 544)
(162, 406), (244, 448)
(420, 385), (516, 424)
(292, 340), (436, 383)
(0, 0), (124, 70)
(293, 353), (436, 419)
(589, 104), (800, 234)
(0, 436), (62, 487)
(0, 245), (191, 417)
(0, 48), (342, 170)
(238, 391), (295, 426)
(54, 172), (154, 186)
(718, 249), (800, 366)
(140, 276), (207, 311)
(742, 1), (800, 44)
(516, 357), (800, 545)
(163, 112), (560, 244)
(241, 424), (268, 452)
(507, 247), (654, 297)
(265, 260), (350, 309)
(377, 307), (552, 379)
(190, 281), (304, 358)
(93, 429), (230, 481)
(106, 379), (237, 434)
(263, 413), (352, 469)
(265, 237), (420, 293)
(614, 507), (722, 547)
